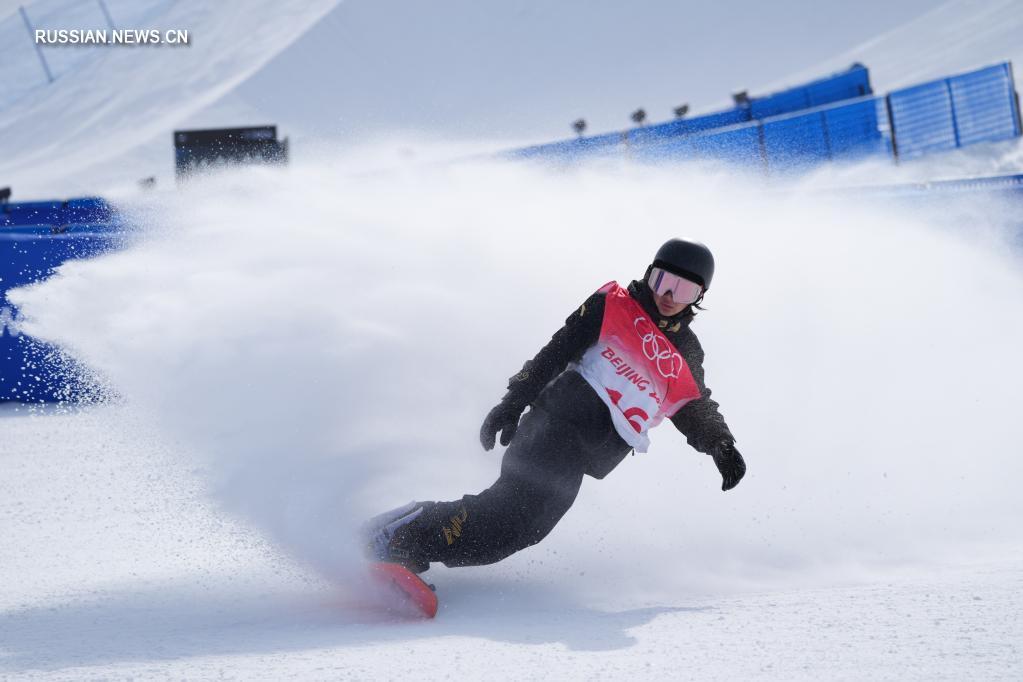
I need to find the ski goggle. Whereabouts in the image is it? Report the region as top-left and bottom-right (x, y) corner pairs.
(647, 267), (703, 304)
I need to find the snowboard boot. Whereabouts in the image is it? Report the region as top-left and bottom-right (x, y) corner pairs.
(362, 501), (432, 574)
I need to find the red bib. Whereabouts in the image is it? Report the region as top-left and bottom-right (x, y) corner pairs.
(575, 282), (701, 452)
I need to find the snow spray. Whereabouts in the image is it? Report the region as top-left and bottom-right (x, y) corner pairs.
(10, 147), (1023, 599)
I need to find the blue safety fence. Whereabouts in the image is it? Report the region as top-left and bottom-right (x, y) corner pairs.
(1, 199), (121, 402)
(677, 63), (1016, 171)
(889, 63), (1021, 159)
(633, 95), (893, 171)
(820, 97), (893, 159)
(760, 96), (894, 171)
(0, 196), (113, 228)
(628, 66), (869, 151)
(509, 64), (872, 161)
(627, 109), (750, 147)
(508, 62), (1021, 172)
(512, 130), (626, 162)
(750, 63), (871, 118)
(633, 123), (765, 168)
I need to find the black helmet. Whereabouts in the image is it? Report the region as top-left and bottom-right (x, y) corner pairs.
(652, 239), (715, 290)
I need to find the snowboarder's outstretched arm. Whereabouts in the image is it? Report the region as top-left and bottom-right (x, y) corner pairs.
(480, 291), (605, 450)
(669, 331), (746, 490)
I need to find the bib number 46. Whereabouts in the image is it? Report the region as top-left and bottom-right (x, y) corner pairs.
(605, 389), (650, 433)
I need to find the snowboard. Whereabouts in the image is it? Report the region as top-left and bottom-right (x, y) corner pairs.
(367, 561), (438, 619)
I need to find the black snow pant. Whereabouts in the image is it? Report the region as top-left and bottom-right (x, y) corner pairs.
(408, 372), (632, 567)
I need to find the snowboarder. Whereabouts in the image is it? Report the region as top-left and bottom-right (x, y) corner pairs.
(365, 238), (746, 574)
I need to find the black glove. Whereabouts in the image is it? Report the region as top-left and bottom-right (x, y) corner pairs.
(480, 399), (526, 450)
(710, 440), (746, 491)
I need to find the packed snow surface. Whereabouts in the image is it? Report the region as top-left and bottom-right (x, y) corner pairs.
(3, 404), (1021, 680)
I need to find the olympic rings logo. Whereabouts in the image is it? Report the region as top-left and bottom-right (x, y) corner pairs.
(634, 316), (682, 379)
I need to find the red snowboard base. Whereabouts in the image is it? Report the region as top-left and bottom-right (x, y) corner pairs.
(367, 562), (439, 619)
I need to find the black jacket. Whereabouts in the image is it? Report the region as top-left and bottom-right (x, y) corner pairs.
(503, 279), (735, 478)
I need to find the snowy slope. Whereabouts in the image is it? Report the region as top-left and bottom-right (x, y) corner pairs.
(0, 0), (339, 198)
(1, 0), (956, 198)
(6, 0), (1020, 198)
(773, 0), (1023, 93)
(210, 0), (945, 142)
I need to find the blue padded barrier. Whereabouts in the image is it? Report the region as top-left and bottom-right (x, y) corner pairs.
(510, 65), (870, 164)
(887, 80), (957, 159)
(5, 201), (64, 212)
(6, 210), (61, 226)
(1012, 62), (1023, 136)
(687, 125), (764, 167)
(823, 97), (893, 159)
(628, 129), (696, 162)
(806, 65), (872, 106)
(1, 197), (115, 229)
(629, 122), (765, 167)
(750, 89), (812, 120)
(762, 113), (831, 171)
(632, 65), (868, 150)
(628, 109), (752, 146)
(632, 95), (892, 171)
(888, 63), (1020, 159)
(63, 197), (113, 225)
(750, 64), (871, 118)
(763, 96), (892, 170)
(509, 131), (624, 161)
(682, 108), (755, 132)
(1, 198), (120, 402)
(758, 96), (892, 171)
(3, 201), (64, 227)
(1, 229), (120, 402)
(503, 63), (1017, 173)
(948, 63), (1020, 147)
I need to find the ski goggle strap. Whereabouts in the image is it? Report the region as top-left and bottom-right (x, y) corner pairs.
(647, 267), (703, 304)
